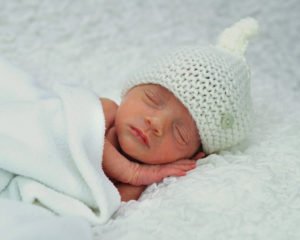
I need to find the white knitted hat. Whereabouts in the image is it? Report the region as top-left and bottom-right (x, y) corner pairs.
(122, 17), (259, 154)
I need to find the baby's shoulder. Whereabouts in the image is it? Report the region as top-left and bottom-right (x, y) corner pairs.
(100, 98), (119, 111)
(100, 98), (119, 129)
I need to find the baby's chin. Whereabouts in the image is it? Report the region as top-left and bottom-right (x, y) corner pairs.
(120, 146), (146, 164)
(118, 137), (147, 163)
(120, 145), (164, 165)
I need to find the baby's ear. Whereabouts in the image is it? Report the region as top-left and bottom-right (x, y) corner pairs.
(192, 151), (206, 161)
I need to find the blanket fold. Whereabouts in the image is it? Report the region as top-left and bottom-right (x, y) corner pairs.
(0, 59), (120, 224)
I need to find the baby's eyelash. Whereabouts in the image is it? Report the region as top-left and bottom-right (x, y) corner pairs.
(175, 125), (187, 144)
(144, 89), (160, 105)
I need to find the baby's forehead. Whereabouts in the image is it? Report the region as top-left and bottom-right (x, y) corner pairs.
(135, 83), (168, 92)
(135, 83), (175, 99)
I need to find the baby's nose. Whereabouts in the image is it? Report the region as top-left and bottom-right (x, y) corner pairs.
(145, 116), (164, 136)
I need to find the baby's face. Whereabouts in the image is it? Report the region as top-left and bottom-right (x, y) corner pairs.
(115, 84), (201, 164)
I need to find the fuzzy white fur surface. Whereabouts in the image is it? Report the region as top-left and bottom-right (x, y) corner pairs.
(0, 0), (299, 239)
(0, 58), (120, 225)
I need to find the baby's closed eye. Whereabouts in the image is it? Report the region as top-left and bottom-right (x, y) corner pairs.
(143, 88), (164, 107)
(173, 123), (189, 145)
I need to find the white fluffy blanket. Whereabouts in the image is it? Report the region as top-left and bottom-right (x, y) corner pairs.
(0, 1), (299, 240)
(0, 59), (120, 225)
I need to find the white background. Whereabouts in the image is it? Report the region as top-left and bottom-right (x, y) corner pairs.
(0, 1), (299, 239)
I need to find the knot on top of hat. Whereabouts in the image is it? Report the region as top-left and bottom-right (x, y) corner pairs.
(216, 17), (259, 57)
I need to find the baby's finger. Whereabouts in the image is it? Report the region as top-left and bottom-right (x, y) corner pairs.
(166, 169), (186, 177)
(171, 163), (196, 171)
(173, 159), (196, 165)
(192, 151), (206, 160)
(159, 167), (187, 178)
(164, 165), (196, 178)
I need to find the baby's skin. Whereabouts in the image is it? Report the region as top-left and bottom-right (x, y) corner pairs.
(100, 84), (206, 201)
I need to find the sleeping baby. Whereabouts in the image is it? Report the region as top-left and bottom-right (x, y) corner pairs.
(100, 17), (259, 201)
(0, 17), (258, 223)
(101, 84), (206, 202)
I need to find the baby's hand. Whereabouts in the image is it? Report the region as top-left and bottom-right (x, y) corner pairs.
(129, 159), (197, 186)
(103, 135), (206, 186)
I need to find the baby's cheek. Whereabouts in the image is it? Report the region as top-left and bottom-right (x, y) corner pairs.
(154, 141), (179, 163)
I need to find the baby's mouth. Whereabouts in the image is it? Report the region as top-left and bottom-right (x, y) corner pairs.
(130, 126), (149, 147)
